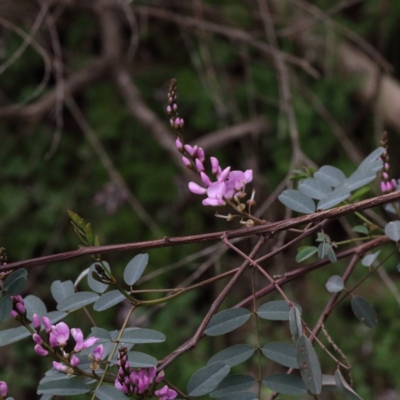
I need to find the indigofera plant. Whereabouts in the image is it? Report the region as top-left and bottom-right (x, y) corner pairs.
(1, 79), (400, 400)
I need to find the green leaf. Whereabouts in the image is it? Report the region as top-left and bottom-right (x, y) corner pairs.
(296, 335), (322, 394)
(0, 295), (12, 322)
(56, 292), (99, 312)
(361, 251), (380, 267)
(93, 290), (126, 312)
(37, 378), (90, 396)
(318, 243), (336, 262)
(207, 344), (255, 367)
(385, 221), (400, 241)
(257, 301), (301, 321)
(325, 275), (344, 293)
(187, 361), (230, 397)
(314, 166), (346, 187)
(123, 254), (149, 286)
(296, 246), (318, 262)
(87, 263), (110, 293)
(326, 246), (337, 263)
(343, 167), (379, 191)
(91, 327), (111, 340)
(278, 190), (315, 214)
(94, 385), (131, 400)
(262, 342), (298, 368)
(298, 178), (332, 200)
(352, 225), (368, 235)
(317, 187), (350, 210)
(217, 392), (258, 400)
(51, 281), (75, 304)
(24, 295), (47, 320)
(262, 374), (307, 396)
(209, 374), (255, 398)
(289, 306), (302, 342)
(120, 328), (165, 343)
(205, 308), (251, 336)
(351, 296), (378, 328)
(335, 370), (364, 400)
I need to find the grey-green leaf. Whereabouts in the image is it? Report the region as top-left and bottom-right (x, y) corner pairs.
(94, 385), (131, 400)
(262, 374), (307, 396)
(359, 147), (385, 168)
(205, 308), (251, 336)
(296, 246), (318, 263)
(4, 275), (27, 296)
(361, 251), (380, 267)
(343, 168), (378, 191)
(0, 295), (12, 322)
(3, 269), (27, 291)
(262, 342), (298, 368)
(217, 392), (258, 400)
(351, 296), (377, 328)
(187, 361), (230, 397)
(91, 327), (111, 340)
(56, 292), (99, 312)
(289, 306), (302, 342)
(326, 246), (337, 263)
(314, 166), (346, 187)
(298, 178), (332, 200)
(296, 335), (322, 394)
(335, 370), (364, 400)
(257, 301), (301, 321)
(51, 281), (75, 304)
(37, 379), (90, 396)
(123, 253), (149, 286)
(385, 221), (400, 241)
(278, 190), (315, 214)
(0, 326), (31, 346)
(317, 187), (350, 210)
(24, 295), (48, 320)
(207, 344), (255, 367)
(93, 290), (126, 312)
(120, 327), (165, 343)
(88, 262), (110, 293)
(325, 275), (344, 293)
(209, 374), (255, 398)
(126, 351), (157, 368)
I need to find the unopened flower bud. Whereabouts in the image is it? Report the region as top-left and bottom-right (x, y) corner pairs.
(32, 333), (43, 345)
(42, 316), (52, 333)
(166, 105), (172, 114)
(33, 313), (41, 332)
(16, 302), (26, 315)
(0, 381), (7, 397)
(70, 355), (80, 367)
(34, 344), (49, 357)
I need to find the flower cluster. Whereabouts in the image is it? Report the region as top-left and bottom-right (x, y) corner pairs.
(115, 347), (177, 399)
(31, 315), (101, 373)
(0, 381), (7, 400)
(167, 79), (253, 209)
(380, 133), (397, 193)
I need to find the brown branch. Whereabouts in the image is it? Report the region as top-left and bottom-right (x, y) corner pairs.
(3, 190), (400, 272)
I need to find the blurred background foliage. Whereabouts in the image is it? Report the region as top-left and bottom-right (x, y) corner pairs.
(1, 0), (400, 399)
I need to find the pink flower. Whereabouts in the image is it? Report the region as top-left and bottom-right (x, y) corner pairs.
(0, 381), (7, 397)
(42, 316), (52, 333)
(33, 313), (41, 331)
(34, 344), (49, 357)
(50, 322), (70, 347)
(71, 328), (98, 352)
(70, 355), (80, 367)
(32, 333), (43, 345)
(155, 385), (178, 400)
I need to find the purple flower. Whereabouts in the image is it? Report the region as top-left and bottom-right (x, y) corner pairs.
(115, 379), (129, 394)
(32, 333), (43, 345)
(34, 344), (49, 357)
(155, 385), (178, 400)
(0, 381), (7, 397)
(50, 322), (70, 347)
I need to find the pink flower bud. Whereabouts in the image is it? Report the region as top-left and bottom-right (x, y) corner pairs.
(173, 103), (178, 112)
(34, 344), (49, 357)
(197, 147), (205, 162)
(0, 381), (7, 397)
(155, 385), (178, 400)
(175, 137), (183, 151)
(10, 310), (18, 319)
(33, 313), (41, 331)
(32, 333), (43, 345)
(93, 344), (104, 360)
(156, 370), (165, 383)
(70, 355), (80, 367)
(166, 105), (172, 114)
(16, 302), (26, 315)
(188, 182), (207, 195)
(195, 158), (205, 172)
(391, 179), (397, 190)
(42, 316), (52, 333)
(210, 157), (219, 175)
(182, 156), (192, 169)
(383, 172), (389, 180)
(381, 181), (388, 193)
(53, 361), (68, 373)
(200, 172), (212, 187)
